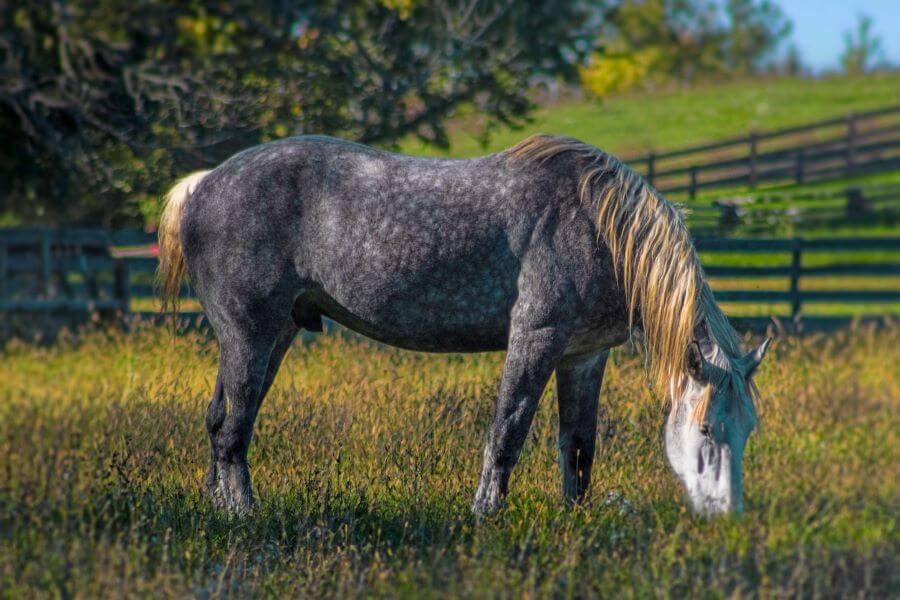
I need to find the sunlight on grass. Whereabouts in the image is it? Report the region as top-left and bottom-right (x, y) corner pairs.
(1, 323), (897, 596)
(399, 73), (900, 159)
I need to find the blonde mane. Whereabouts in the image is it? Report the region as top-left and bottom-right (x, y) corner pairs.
(507, 134), (742, 398)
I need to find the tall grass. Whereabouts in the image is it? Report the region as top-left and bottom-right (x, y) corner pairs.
(1, 324), (897, 597)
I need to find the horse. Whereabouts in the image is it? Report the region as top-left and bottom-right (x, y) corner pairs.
(157, 134), (770, 517)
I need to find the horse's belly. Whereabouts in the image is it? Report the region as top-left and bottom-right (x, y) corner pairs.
(313, 287), (512, 352)
(301, 161), (555, 352)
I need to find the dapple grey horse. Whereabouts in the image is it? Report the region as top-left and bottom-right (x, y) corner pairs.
(158, 134), (770, 517)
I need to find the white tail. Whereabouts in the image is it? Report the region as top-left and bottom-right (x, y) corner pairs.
(157, 171), (211, 312)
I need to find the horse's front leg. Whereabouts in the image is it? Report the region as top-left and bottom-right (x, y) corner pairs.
(472, 320), (572, 517)
(556, 351), (608, 504)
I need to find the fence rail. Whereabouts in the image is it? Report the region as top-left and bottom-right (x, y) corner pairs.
(1, 228), (898, 332)
(693, 236), (900, 320)
(626, 105), (900, 198)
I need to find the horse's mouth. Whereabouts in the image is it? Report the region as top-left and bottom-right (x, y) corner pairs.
(691, 443), (735, 514)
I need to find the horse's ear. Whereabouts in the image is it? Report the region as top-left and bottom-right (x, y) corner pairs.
(742, 337), (772, 378)
(686, 341), (707, 382)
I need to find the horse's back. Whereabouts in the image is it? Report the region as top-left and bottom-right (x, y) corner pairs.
(296, 138), (540, 349)
(181, 136), (600, 351)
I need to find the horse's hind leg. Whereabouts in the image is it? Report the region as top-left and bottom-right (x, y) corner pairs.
(203, 321), (298, 510)
(205, 325), (273, 513)
(556, 351), (608, 504)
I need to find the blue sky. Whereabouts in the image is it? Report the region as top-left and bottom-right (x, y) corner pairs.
(776, 0), (900, 71)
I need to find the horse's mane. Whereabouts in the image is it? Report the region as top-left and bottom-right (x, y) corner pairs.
(506, 134), (743, 397)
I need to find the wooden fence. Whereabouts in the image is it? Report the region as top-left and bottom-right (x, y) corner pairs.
(1, 228), (898, 332)
(694, 236), (900, 318)
(627, 105), (900, 198)
(0, 228), (131, 312)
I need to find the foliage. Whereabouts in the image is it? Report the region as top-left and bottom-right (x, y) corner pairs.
(722, 0), (792, 75)
(841, 14), (885, 75)
(0, 0), (601, 226)
(0, 323), (896, 596)
(579, 0), (792, 98)
(579, 47), (661, 98)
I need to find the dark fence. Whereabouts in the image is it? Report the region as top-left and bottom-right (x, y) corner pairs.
(1, 228), (898, 332)
(694, 236), (900, 319)
(0, 228), (131, 312)
(626, 105), (900, 198)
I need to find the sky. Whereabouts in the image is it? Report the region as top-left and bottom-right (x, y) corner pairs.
(776, 0), (900, 71)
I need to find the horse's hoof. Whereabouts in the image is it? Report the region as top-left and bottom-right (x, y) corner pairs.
(471, 486), (504, 519)
(204, 469), (253, 515)
(202, 471), (218, 500)
(212, 489), (254, 515)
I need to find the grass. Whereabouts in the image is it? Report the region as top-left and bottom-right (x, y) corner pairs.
(1, 323), (897, 597)
(400, 73), (900, 159)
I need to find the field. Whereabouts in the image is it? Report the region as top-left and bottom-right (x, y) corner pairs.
(3, 73), (899, 596)
(1, 323), (897, 597)
(400, 73), (900, 160)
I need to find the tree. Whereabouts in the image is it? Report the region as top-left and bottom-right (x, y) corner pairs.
(0, 1), (603, 226)
(778, 44), (807, 77)
(600, 0), (727, 85)
(579, 0), (792, 98)
(723, 0), (791, 75)
(841, 14), (884, 75)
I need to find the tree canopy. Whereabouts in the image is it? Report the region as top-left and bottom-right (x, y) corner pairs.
(841, 14), (885, 75)
(580, 0), (792, 97)
(1, 1), (603, 226)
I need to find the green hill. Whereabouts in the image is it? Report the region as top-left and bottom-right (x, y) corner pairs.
(400, 73), (900, 159)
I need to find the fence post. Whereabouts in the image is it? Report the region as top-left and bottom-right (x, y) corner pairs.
(748, 131), (758, 188)
(846, 113), (857, 175)
(0, 242), (6, 300)
(689, 166), (698, 199)
(789, 238), (803, 319)
(845, 187), (871, 218)
(78, 250), (99, 300)
(113, 259), (131, 313)
(716, 200), (742, 231)
(40, 230), (52, 298)
(646, 152), (656, 187)
(795, 148), (805, 184)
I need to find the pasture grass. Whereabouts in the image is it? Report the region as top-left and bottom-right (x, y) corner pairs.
(400, 73), (900, 159)
(1, 323), (897, 597)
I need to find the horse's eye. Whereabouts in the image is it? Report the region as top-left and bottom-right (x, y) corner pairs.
(699, 423), (711, 437)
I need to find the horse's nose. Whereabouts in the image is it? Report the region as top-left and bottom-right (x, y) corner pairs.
(699, 423), (711, 437)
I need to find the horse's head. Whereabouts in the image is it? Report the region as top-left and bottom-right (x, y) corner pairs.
(665, 331), (771, 515)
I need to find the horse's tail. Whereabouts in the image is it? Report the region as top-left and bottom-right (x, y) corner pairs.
(157, 170), (211, 312)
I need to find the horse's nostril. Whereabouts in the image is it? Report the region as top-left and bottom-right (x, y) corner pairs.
(699, 423), (711, 437)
